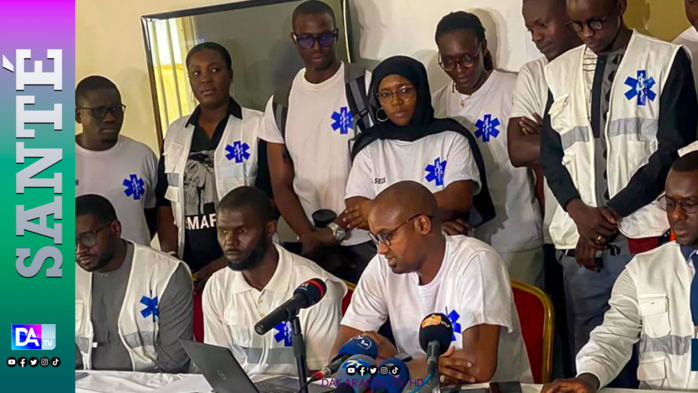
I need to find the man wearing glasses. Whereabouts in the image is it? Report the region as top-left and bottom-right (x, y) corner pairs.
(432, 11), (544, 289)
(259, 0), (374, 282)
(331, 181), (531, 385)
(542, 151), (698, 392)
(75, 194), (193, 372)
(76, 76), (158, 247)
(540, 0), (697, 384)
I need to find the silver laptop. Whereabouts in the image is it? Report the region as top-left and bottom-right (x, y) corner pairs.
(180, 340), (332, 393)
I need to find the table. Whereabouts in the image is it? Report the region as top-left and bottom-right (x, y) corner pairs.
(76, 371), (663, 393)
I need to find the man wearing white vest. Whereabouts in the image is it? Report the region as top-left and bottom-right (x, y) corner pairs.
(203, 186), (346, 377)
(673, 0), (698, 98)
(540, 0), (698, 384)
(432, 11), (544, 288)
(259, 1), (375, 283)
(75, 194), (193, 372)
(542, 151), (698, 393)
(76, 76), (157, 247)
(508, 0), (582, 376)
(156, 42), (269, 294)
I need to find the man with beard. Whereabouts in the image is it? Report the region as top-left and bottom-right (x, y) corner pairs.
(74, 194), (193, 372)
(203, 186), (346, 377)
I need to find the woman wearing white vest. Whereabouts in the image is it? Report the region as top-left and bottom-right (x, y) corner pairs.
(432, 11), (545, 288)
(542, 152), (698, 393)
(540, 0), (697, 386)
(344, 56), (496, 237)
(75, 194), (193, 372)
(156, 42), (268, 294)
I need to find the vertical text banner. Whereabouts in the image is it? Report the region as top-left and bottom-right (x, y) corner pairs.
(0, 0), (75, 391)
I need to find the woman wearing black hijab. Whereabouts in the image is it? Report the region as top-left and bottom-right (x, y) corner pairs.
(343, 56), (495, 235)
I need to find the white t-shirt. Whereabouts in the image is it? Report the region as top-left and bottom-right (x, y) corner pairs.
(345, 131), (480, 200)
(341, 235), (533, 383)
(433, 71), (543, 253)
(203, 245), (347, 377)
(76, 135), (157, 246)
(673, 27), (698, 97)
(259, 63), (370, 246)
(511, 57), (557, 245)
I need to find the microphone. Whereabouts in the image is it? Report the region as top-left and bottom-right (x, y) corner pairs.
(254, 278), (327, 335)
(324, 336), (379, 378)
(369, 358), (410, 393)
(334, 354), (375, 393)
(298, 336), (379, 392)
(419, 313), (453, 389)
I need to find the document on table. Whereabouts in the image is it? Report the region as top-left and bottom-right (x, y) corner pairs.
(150, 374), (211, 393)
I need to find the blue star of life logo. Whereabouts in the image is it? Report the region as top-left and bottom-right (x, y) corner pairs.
(624, 70), (656, 106)
(225, 141), (250, 163)
(475, 114), (501, 142)
(123, 174), (145, 200)
(273, 321), (293, 347)
(331, 106), (353, 135)
(425, 157), (447, 187)
(140, 296), (159, 322)
(446, 308), (462, 342)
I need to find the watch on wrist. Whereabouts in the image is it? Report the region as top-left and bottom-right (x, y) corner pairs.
(327, 222), (346, 243)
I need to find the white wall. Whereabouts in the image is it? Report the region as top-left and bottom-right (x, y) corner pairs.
(77, 0), (543, 152)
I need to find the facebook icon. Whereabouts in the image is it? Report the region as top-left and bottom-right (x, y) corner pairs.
(11, 324), (56, 350)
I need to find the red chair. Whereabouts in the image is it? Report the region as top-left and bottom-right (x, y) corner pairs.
(511, 279), (554, 384)
(342, 281), (356, 315)
(193, 292), (204, 342)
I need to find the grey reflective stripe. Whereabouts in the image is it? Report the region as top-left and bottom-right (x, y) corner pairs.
(560, 127), (591, 150)
(76, 337), (91, 354)
(167, 173), (180, 186)
(239, 346), (296, 365)
(123, 331), (156, 349)
(606, 118), (658, 142)
(639, 334), (691, 355)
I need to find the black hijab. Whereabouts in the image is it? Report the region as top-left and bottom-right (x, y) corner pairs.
(350, 56), (495, 227)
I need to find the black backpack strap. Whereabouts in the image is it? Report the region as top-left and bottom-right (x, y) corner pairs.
(271, 79), (294, 163)
(344, 63), (373, 134)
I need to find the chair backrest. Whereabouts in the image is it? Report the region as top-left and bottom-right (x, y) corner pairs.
(193, 292), (204, 342)
(342, 281), (356, 315)
(511, 279), (554, 384)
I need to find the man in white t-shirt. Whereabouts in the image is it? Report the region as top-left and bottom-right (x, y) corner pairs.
(507, 0), (582, 375)
(259, 1), (374, 283)
(432, 12), (544, 287)
(204, 186), (346, 377)
(674, 0), (698, 99)
(331, 181), (532, 385)
(75, 76), (157, 246)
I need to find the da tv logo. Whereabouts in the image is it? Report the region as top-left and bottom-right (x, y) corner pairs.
(11, 325), (56, 350)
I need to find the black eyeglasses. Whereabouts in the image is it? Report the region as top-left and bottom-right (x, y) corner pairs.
(76, 221), (112, 248)
(377, 85), (415, 104)
(78, 104), (126, 119)
(438, 52), (480, 72)
(658, 195), (698, 214)
(566, 15), (610, 33)
(368, 214), (431, 247)
(292, 30), (338, 49)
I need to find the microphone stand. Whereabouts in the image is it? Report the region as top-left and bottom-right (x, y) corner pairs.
(291, 314), (309, 393)
(427, 341), (442, 393)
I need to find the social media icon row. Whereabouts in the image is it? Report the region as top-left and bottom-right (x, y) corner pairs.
(11, 324), (56, 350)
(7, 357), (60, 368)
(346, 364), (400, 376)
